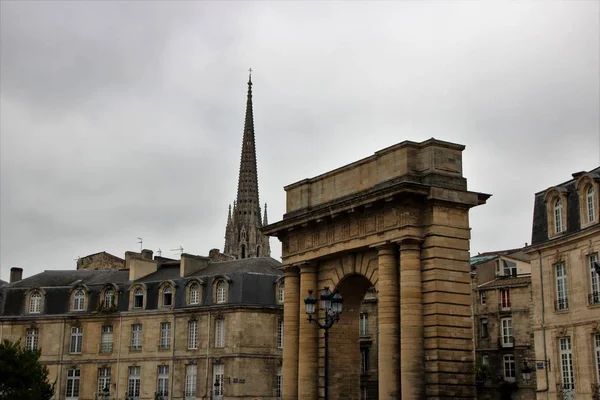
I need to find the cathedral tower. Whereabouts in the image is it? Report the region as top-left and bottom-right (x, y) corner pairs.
(224, 72), (271, 259)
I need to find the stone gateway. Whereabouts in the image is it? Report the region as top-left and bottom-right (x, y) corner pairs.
(263, 138), (490, 400)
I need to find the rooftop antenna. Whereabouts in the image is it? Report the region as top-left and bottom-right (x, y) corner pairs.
(137, 237), (143, 252)
(170, 246), (184, 257)
(157, 248), (162, 257)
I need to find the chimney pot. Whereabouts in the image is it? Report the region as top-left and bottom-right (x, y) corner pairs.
(10, 267), (23, 283)
(141, 249), (153, 260)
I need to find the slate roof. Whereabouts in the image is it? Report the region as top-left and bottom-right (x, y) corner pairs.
(0, 279), (7, 286)
(477, 276), (531, 290)
(0, 257), (282, 317)
(531, 167), (600, 246)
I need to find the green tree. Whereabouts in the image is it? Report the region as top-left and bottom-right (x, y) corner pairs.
(0, 339), (55, 400)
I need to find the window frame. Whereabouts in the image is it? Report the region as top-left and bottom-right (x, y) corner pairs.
(277, 318), (284, 349)
(359, 313), (369, 337)
(500, 289), (511, 310)
(130, 323), (142, 351)
(188, 320), (199, 350)
(215, 318), (225, 348)
(185, 364), (197, 399)
(554, 197), (564, 234)
(216, 281), (226, 304)
(480, 290), (487, 305)
(26, 327), (39, 351)
(133, 288), (144, 309)
(70, 326), (83, 354)
(160, 322), (171, 350)
(500, 317), (513, 347)
(590, 253), (600, 305)
(555, 262), (569, 311)
(101, 325), (113, 354)
(360, 347), (369, 374)
(559, 336), (575, 391)
(97, 367), (111, 396)
(189, 283), (200, 305)
(127, 366), (141, 399)
(66, 368), (81, 400)
(29, 291), (42, 314)
(479, 318), (489, 339)
(157, 365), (169, 398)
(503, 354), (516, 382)
(588, 184), (597, 223)
(72, 290), (86, 312)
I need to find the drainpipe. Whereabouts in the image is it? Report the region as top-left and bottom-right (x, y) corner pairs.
(537, 249), (549, 395)
(170, 316), (176, 398)
(116, 314), (123, 400)
(203, 311), (211, 400)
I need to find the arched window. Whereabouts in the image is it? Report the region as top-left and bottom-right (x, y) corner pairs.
(554, 198), (563, 233)
(73, 290), (85, 311)
(134, 289), (144, 309)
(587, 185), (596, 223)
(163, 286), (173, 307)
(104, 289), (115, 308)
(189, 283), (200, 305)
(29, 292), (42, 314)
(216, 281), (226, 304)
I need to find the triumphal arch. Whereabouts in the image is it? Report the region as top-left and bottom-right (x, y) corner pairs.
(263, 138), (489, 400)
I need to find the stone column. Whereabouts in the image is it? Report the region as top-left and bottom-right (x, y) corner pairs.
(298, 263), (319, 400)
(400, 240), (423, 399)
(377, 244), (400, 399)
(282, 266), (300, 400)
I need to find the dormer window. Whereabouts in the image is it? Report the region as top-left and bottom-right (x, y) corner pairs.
(29, 292), (42, 314)
(554, 198), (564, 234)
(134, 289), (144, 309)
(189, 283), (200, 305)
(587, 185), (596, 223)
(216, 281), (226, 304)
(104, 289), (115, 308)
(73, 290), (85, 311)
(163, 286), (173, 307)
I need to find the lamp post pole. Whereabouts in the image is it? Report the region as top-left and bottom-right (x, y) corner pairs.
(304, 287), (343, 400)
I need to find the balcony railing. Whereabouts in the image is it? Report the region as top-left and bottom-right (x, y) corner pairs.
(555, 298), (569, 311)
(498, 335), (515, 348)
(589, 292), (600, 305)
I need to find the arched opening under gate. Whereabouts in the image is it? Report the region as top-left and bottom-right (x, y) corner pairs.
(326, 273), (377, 400)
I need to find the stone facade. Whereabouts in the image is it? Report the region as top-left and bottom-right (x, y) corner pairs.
(263, 138), (489, 400)
(526, 168), (600, 399)
(77, 252), (125, 271)
(0, 250), (283, 400)
(471, 250), (535, 400)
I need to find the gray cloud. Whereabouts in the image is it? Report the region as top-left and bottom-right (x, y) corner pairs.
(1, 0), (598, 279)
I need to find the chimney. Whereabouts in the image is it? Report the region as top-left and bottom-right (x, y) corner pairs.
(208, 248), (235, 262)
(10, 267), (23, 283)
(125, 251), (158, 281)
(180, 253), (211, 277)
(141, 249), (153, 260)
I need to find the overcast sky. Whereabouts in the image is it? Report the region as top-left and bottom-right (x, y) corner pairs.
(1, 1), (598, 280)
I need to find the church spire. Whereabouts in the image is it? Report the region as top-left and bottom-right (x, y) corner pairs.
(223, 71), (270, 259)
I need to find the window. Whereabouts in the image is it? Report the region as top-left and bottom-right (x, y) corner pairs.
(503, 260), (517, 277)
(157, 365), (169, 398)
(360, 348), (369, 374)
(29, 292), (42, 314)
(590, 253), (600, 305)
(188, 320), (199, 349)
(185, 364), (197, 399)
(480, 318), (489, 338)
(503, 354), (516, 382)
(101, 325), (113, 353)
(133, 289), (144, 309)
(131, 324), (142, 350)
(216, 281), (226, 304)
(359, 313), (369, 337)
(595, 333), (600, 384)
(277, 318), (284, 349)
(213, 364), (224, 396)
(26, 327), (39, 351)
(500, 317), (513, 347)
(276, 366), (282, 399)
(555, 262), (569, 310)
(588, 185), (596, 223)
(559, 337), (575, 392)
(482, 355), (490, 367)
(70, 326), (83, 353)
(98, 367), (111, 396)
(189, 283), (200, 305)
(215, 318), (225, 348)
(73, 290), (85, 311)
(163, 286), (173, 307)
(278, 284), (285, 303)
(104, 289), (115, 308)
(500, 289), (511, 309)
(128, 366), (141, 399)
(480, 291), (487, 305)
(66, 368), (80, 399)
(555, 198), (564, 234)
(361, 386), (368, 400)
(160, 322), (171, 350)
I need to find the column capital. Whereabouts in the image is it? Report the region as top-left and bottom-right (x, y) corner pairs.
(281, 265), (300, 277)
(295, 261), (318, 274)
(370, 241), (397, 255)
(394, 237), (423, 251)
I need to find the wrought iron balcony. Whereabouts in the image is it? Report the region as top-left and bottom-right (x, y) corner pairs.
(498, 335), (515, 348)
(554, 298), (569, 311)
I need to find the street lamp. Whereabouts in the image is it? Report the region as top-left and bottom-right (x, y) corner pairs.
(304, 287), (343, 400)
(99, 385), (109, 400)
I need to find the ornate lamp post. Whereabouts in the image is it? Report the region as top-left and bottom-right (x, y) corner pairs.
(304, 287), (343, 400)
